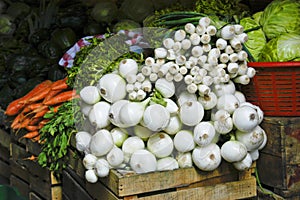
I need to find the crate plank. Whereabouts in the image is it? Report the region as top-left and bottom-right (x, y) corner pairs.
(257, 117), (300, 198)
(9, 159), (30, 183)
(0, 128), (11, 149)
(29, 173), (62, 200)
(86, 176), (256, 200)
(0, 145), (10, 161)
(94, 162), (239, 197)
(62, 169), (93, 200)
(10, 175), (29, 199)
(29, 192), (44, 200)
(0, 159), (10, 178)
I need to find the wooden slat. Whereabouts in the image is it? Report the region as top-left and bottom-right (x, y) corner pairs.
(86, 162), (254, 197)
(10, 175), (29, 199)
(0, 159), (10, 178)
(257, 117), (300, 198)
(62, 170), (93, 200)
(0, 128), (11, 149)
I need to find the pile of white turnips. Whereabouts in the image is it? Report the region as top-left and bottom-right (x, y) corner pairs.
(75, 16), (267, 183)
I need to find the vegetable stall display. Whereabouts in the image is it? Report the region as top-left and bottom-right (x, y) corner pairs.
(70, 16), (267, 183)
(1, 0), (277, 185)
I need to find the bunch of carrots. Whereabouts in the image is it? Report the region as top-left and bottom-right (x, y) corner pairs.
(5, 77), (79, 142)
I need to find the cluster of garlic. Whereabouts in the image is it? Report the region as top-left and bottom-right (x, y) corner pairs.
(76, 17), (268, 184)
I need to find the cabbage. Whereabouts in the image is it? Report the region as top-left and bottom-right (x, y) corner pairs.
(252, 11), (263, 24)
(258, 33), (300, 62)
(239, 17), (266, 61)
(259, 0), (300, 40)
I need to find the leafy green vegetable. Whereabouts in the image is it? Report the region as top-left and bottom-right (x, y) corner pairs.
(258, 33), (300, 62)
(38, 99), (84, 177)
(240, 17), (267, 61)
(259, 0), (300, 40)
(194, 0), (250, 23)
(67, 34), (144, 90)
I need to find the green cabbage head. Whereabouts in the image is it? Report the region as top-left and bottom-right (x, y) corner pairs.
(239, 17), (266, 61)
(259, 0), (300, 40)
(258, 33), (300, 62)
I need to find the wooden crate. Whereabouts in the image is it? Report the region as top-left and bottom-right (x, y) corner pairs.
(0, 128), (11, 162)
(257, 117), (300, 198)
(67, 148), (256, 200)
(9, 142), (62, 200)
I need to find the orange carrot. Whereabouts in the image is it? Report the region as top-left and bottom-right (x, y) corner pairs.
(39, 119), (50, 126)
(32, 108), (49, 119)
(12, 115), (32, 130)
(21, 131), (39, 139)
(11, 112), (25, 129)
(25, 125), (39, 132)
(18, 80), (53, 104)
(5, 80), (52, 116)
(5, 100), (26, 116)
(43, 89), (63, 103)
(22, 103), (44, 113)
(27, 87), (52, 103)
(28, 117), (42, 126)
(43, 90), (78, 106)
(51, 77), (68, 90)
(31, 135), (41, 142)
(23, 155), (38, 161)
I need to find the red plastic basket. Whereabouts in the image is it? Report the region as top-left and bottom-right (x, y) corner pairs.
(241, 61), (300, 116)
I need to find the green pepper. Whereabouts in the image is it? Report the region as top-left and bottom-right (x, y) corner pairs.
(6, 2), (31, 20)
(50, 28), (77, 50)
(37, 40), (63, 60)
(28, 28), (50, 46)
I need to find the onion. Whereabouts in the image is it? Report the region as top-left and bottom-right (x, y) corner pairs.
(143, 104), (170, 132)
(88, 101), (111, 129)
(193, 122), (215, 147)
(220, 140), (248, 162)
(85, 169), (98, 183)
(108, 99), (129, 128)
(83, 154), (97, 170)
(97, 73), (126, 103)
(179, 100), (204, 126)
(80, 85), (101, 105)
(122, 136), (145, 163)
(155, 78), (175, 98)
(233, 153), (253, 171)
(157, 157), (179, 171)
(176, 152), (193, 168)
(134, 125), (153, 141)
(75, 131), (92, 154)
(118, 59), (138, 78)
(192, 143), (221, 171)
(213, 109), (233, 134)
(119, 98), (150, 127)
(217, 94), (240, 114)
(233, 105), (259, 132)
(90, 129), (114, 157)
(106, 146), (124, 167)
(173, 130), (195, 152)
(147, 132), (174, 158)
(80, 101), (93, 117)
(197, 92), (217, 110)
(94, 158), (110, 177)
(130, 149), (157, 174)
(110, 127), (128, 147)
(163, 115), (182, 135)
(235, 125), (265, 151)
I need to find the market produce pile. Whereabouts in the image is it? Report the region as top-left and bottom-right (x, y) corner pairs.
(73, 16), (267, 183)
(2, 0), (299, 184)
